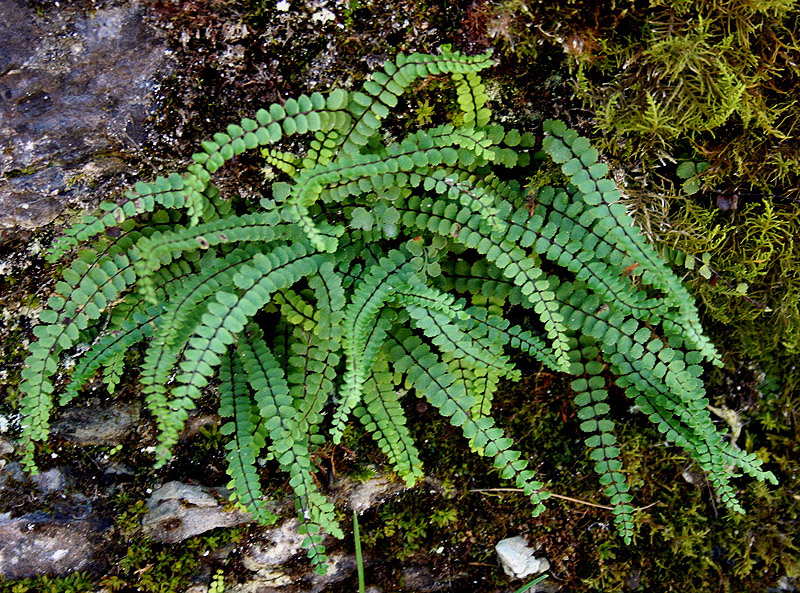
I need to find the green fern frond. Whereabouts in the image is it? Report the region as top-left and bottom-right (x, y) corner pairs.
(355, 351), (423, 486)
(571, 355), (635, 543)
(542, 119), (719, 363)
(237, 327), (342, 568)
(219, 348), (278, 525)
(387, 329), (549, 514)
(333, 251), (416, 443)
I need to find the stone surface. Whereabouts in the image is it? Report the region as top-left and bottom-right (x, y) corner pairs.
(340, 473), (408, 514)
(495, 536), (551, 580)
(30, 467), (70, 493)
(231, 552), (358, 593)
(307, 552), (358, 592)
(0, 0), (171, 234)
(0, 461), (25, 485)
(0, 436), (14, 458)
(0, 508), (107, 579)
(226, 571), (295, 593)
(51, 401), (141, 446)
(141, 481), (253, 543)
(242, 517), (307, 573)
(0, 462), (69, 494)
(401, 564), (447, 592)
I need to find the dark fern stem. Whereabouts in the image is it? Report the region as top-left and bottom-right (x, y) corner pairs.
(18, 46), (775, 571)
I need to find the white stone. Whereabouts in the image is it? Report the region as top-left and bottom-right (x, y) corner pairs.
(51, 549), (67, 561)
(312, 7), (336, 23)
(495, 536), (550, 579)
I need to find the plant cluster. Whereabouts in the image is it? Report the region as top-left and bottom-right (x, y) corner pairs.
(17, 46), (775, 573)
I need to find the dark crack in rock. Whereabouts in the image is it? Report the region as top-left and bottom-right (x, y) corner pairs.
(0, 0), (171, 235)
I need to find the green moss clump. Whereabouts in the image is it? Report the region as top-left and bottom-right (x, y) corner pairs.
(571, 1), (800, 177)
(0, 572), (94, 593)
(654, 195), (800, 362)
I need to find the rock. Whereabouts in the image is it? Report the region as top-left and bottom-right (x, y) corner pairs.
(226, 571), (294, 593)
(0, 436), (14, 458)
(306, 552), (358, 592)
(495, 536), (550, 580)
(31, 467), (69, 493)
(0, 462), (70, 493)
(340, 473), (408, 514)
(232, 552), (358, 593)
(239, 475), (409, 576)
(0, 461), (26, 488)
(180, 414), (220, 440)
(0, 0), (171, 235)
(0, 509), (107, 578)
(51, 401), (140, 446)
(242, 517), (307, 573)
(681, 467), (704, 485)
(104, 461), (134, 476)
(401, 564), (446, 592)
(141, 481), (253, 543)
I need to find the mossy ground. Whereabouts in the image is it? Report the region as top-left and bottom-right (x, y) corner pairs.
(1, 0), (799, 591)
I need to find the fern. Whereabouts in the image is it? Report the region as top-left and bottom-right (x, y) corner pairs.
(18, 45), (776, 570)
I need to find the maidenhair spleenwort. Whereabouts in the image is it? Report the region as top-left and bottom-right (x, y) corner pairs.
(18, 46), (775, 573)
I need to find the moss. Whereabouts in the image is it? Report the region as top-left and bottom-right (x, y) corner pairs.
(0, 572), (94, 593)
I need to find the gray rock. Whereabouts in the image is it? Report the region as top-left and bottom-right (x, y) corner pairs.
(0, 462), (69, 493)
(341, 473), (408, 514)
(495, 536), (550, 580)
(226, 571), (295, 593)
(0, 461), (26, 488)
(0, 436), (14, 458)
(231, 552), (358, 593)
(51, 401), (140, 446)
(31, 467), (69, 493)
(0, 0), (171, 234)
(0, 509), (106, 578)
(141, 481), (253, 543)
(401, 564), (447, 592)
(306, 552), (358, 592)
(242, 517), (307, 573)
(103, 461), (134, 476)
